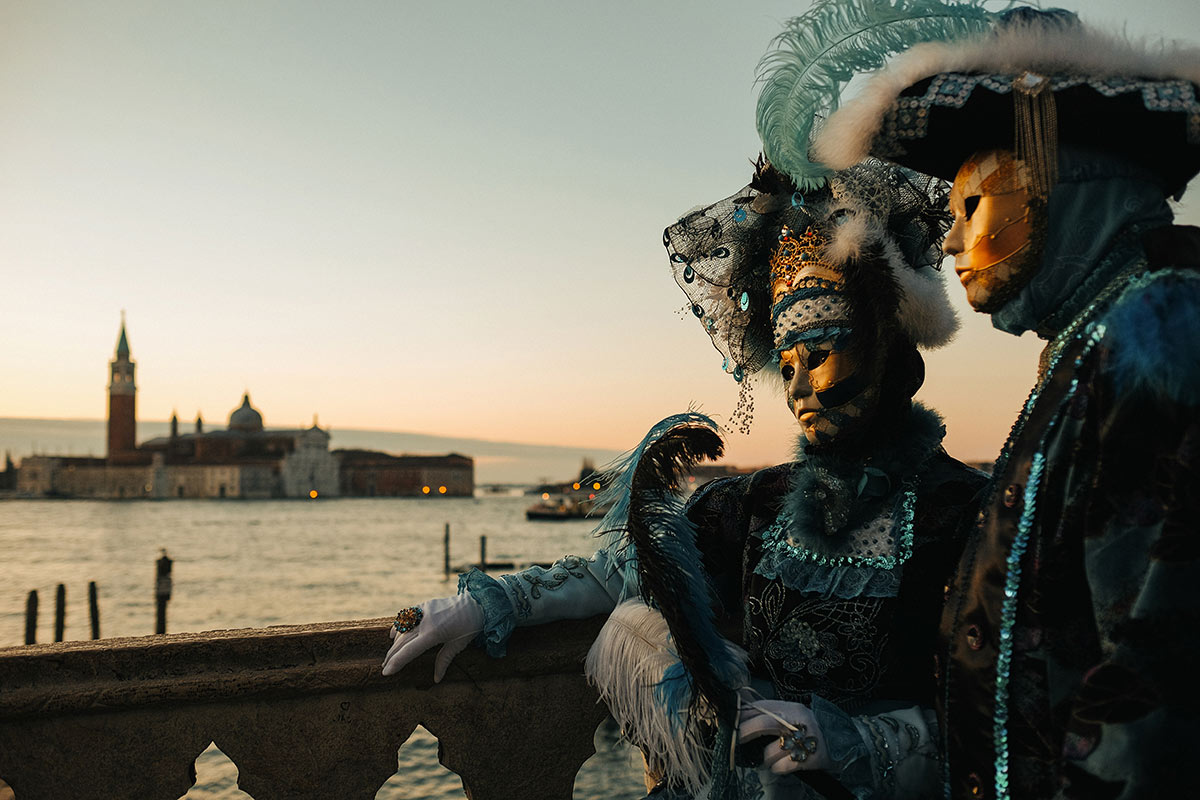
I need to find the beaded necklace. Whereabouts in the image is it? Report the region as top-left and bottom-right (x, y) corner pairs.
(759, 478), (919, 570)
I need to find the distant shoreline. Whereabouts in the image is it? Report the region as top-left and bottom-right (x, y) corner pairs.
(0, 417), (623, 485)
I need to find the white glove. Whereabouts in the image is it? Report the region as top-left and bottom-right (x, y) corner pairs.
(738, 698), (831, 774)
(381, 594), (484, 682)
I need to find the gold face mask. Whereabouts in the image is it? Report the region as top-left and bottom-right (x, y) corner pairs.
(770, 221), (882, 445)
(944, 149), (1045, 312)
(778, 335), (879, 445)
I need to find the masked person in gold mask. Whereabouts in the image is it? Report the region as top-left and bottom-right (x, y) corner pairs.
(759, 4), (1200, 798)
(629, 157), (987, 800)
(383, 152), (986, 799)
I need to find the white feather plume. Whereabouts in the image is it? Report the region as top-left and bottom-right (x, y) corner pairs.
(585, 600), (743, 795)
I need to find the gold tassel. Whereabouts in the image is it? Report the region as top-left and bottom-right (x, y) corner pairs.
(1013, 71), (1059, 200)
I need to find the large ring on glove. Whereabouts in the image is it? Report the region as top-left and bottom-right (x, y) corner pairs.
(780, 725), (820, 763)
(393, 606), (423, 634)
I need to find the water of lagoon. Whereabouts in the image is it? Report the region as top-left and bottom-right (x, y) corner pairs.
(1, 496), (644, 799)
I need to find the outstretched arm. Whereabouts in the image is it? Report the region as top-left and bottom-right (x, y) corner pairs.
(381, 548), (629, 678)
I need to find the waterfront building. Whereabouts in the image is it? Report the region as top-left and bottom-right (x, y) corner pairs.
(14, 320), (472, 499)
(335, 450), (474, 497)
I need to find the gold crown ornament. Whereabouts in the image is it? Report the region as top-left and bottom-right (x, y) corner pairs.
(769, 224), (844, 306)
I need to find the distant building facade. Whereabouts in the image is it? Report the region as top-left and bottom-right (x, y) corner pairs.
(15, 320), (472, 499)
(336, 450), (474, 497)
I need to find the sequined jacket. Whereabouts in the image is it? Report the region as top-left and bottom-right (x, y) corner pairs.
(939, 228), (1200, 800)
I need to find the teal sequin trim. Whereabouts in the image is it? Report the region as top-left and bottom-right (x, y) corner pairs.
(992, 450), (1046, 799)
(987, 269), (1165, 800)
(458, 568), (515, 658)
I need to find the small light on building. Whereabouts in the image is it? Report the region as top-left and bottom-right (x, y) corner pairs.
(589, 493), (596, 500)
(542, 492), (550, 500)
(422, 486), (431, 494)
(438, 486), (447, 494)
(572, 482), (580, 490)
(592, 482), (601, 490)
(688, 476), (696, 483)
(309, 489), (319, 499)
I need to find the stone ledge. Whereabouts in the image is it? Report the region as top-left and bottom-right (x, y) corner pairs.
(0, 616), (607, 718)
(0, 616), (612, 800)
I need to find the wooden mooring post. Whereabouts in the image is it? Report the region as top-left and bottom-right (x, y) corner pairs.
(88, 581), (101, 639)
(479, 535), (487, 568)
(155, 549), (173, 635)
(24, 590), (37, 645)
(443, 523), (451, 578)
(54, 584), (65, 642)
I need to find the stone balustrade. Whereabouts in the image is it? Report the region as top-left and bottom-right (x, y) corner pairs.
(0, 616), (612, 800)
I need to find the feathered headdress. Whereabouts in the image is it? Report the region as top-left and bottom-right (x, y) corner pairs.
(665, 158), (959, 423)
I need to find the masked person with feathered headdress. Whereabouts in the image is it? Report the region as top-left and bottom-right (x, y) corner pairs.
(383, 155), (986, 800)
(752, 2), (1200, 797)
(609, 149), (986, 799)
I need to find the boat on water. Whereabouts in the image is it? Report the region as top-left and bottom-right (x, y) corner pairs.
(525, 493), (596, 521)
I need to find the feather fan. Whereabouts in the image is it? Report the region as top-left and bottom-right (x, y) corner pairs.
(593, 411), (724, 596)
(622, 418), (739, 725)
(593, 414), (859, 799)
(756, 0), (997, 191)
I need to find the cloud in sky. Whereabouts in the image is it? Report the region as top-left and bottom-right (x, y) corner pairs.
(3, 0), (1198, 470)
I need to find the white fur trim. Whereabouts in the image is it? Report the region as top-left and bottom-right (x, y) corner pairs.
(826, 214), (878, 265)
(882, 238), (959, 349)
(814, 21), (1200, 170)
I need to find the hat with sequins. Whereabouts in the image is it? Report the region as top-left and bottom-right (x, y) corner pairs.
(787, 6), (1200, 200)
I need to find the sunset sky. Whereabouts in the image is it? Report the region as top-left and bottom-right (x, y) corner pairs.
(4, 0), (1199, 470)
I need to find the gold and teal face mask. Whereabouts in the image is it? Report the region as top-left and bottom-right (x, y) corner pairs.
(946, 149), (1046, 312)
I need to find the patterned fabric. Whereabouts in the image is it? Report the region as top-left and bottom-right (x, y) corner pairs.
(460, 550), (629, 656)
(685, 433), (986, 718)
(939, 228), (1200, 799)
(880, 74), (1200, 152)
(458, 568), (517, 658)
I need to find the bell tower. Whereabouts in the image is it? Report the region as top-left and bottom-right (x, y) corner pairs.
(107, 314), (137, 459)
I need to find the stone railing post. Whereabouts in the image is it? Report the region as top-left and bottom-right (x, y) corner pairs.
(0, 616), (609, 800)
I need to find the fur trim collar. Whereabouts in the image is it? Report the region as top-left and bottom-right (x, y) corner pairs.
(780, 402), (946, 544)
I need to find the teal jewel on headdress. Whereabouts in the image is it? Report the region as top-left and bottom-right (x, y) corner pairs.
(733, 207), (748, 222)
(683, 265), (695, 283)
(739, 291), (750, 311)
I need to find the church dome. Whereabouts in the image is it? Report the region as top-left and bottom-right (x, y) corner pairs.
(228, 393), (264, 433)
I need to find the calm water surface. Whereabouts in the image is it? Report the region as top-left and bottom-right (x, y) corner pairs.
(0, 497), (643, 799)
